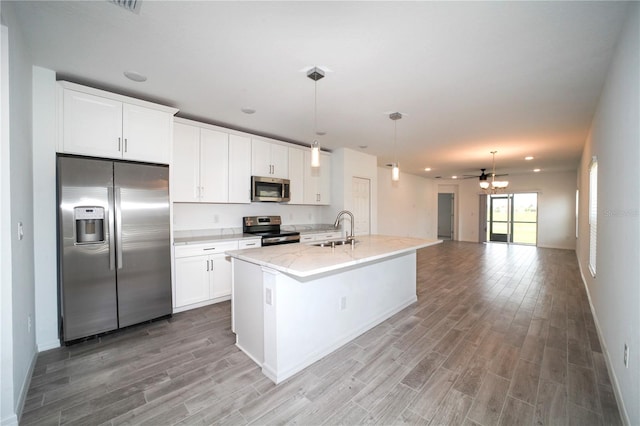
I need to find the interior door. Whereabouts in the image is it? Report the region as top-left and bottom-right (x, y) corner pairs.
(352, 177), (371, 235)
(489, 195), (512, 242)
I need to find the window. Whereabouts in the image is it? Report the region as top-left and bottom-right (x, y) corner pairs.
(589, 158), (598, 277)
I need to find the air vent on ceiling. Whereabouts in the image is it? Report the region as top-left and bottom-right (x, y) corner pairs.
(109, 0), (142, 14)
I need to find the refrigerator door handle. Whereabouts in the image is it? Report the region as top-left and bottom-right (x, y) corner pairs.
(115, 187), (124, 270)
(108, 187), (116, 271)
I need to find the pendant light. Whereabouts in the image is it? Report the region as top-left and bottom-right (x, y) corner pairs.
(307, 67), (324, 168)
(390, 112), (402, 181)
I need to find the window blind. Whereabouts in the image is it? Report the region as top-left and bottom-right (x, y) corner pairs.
(589, 158), (598, 276)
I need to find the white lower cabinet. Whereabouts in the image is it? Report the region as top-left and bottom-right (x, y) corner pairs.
(174, 238), (261, 312)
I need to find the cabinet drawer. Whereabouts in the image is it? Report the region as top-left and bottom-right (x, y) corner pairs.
(175, 241), (239, 258)
(239, 239), (261, 249)
(316, 232), (342, 240)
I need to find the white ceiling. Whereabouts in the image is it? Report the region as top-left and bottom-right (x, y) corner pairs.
(11, 1), (630, 179)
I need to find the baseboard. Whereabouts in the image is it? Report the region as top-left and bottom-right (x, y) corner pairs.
(0, 413), (18, 426)
(537, 243), (576, 250)
(37, 339), (60, 352)
(576, 254), (630, 426)
(14, 348), (38, 425)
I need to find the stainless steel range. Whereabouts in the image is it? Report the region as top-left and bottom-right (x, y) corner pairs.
(243, 216), (300, 246)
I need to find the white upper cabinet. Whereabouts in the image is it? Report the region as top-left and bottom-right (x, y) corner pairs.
(122, 104), (173, 164)
(199, 128), (229, 203)
(62, 89), (123, 159)
(172, 119), (251, 204)
(228, 134), (251, 203)
(287, 147), (304, 204)
(58, 82), (177, 164)
(172, 123), (200, 202)
(251, 139), (289, 179)
(303, 151), (331, 205)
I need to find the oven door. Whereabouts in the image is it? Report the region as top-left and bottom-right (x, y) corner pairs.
(262, 234), (300, 246)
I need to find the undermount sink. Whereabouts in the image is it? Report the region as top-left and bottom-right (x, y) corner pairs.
(311, 238), (358, 247)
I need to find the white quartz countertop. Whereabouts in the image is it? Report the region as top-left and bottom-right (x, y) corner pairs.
(226, 234), (442, 278)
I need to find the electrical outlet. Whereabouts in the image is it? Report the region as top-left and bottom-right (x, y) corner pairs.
(265, 288), (272, 306)
(624, 343), (629, 368)
(28, 315), (32, 333)
(17, 221), (24, 240)
(340, 296), (347, 310)
(213, 214), (219, 223)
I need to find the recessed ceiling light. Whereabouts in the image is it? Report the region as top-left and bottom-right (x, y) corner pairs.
(525, 156), (534, 161)
(452, 175), (458, 179)
(241, 107), (256, 114)
(316, 131), (327, 136)
(533, 168), (541, 172)
(123, 70), (147, 82)
(424, 167), (432, 172)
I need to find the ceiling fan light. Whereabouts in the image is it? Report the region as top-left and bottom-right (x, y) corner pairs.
(492, 180), (509, 189)
(479, 180), (490, 189)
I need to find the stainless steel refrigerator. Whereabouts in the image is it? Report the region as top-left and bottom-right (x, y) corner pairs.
(57, 155), (172, 342)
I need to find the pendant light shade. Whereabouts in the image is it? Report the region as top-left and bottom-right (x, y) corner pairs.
(392, 163), (400, 181)
(390, 112), (402, 182)
(311, 140), (320, 168)
(307, 67), (325, 168)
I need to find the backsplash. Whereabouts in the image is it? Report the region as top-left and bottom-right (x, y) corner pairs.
(173, 202), (334, 231)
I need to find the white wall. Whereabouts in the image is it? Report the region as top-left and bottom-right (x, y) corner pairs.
(452, 171), (577, 249)
(0, 3), (38, 424)
(576, 3), (639, 424)
(377, 167), (438, 239)
(330, 148), (379, 234)
(32, 67), (59, 351)
(173, 202), (330, 231)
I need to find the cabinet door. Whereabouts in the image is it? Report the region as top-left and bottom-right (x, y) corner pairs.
(211, 253), (233, 299)
(174, 255), (211, 307)
(303, 150), (320, 204)
(200, 129), (229, 202)
(122, 104), (173, 164)
(317, 152), (332, 205)
(251, 139), (272, 176)
(270, 143), (289, 179)
(228, 134), (251, 203)
(172, 123), (200, 202)
(303, 151), (331, 205)
(62, 90), (122, 159)
(287, 147), (304, 204)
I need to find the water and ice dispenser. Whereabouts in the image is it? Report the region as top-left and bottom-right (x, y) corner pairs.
(74, 207), (105, 244)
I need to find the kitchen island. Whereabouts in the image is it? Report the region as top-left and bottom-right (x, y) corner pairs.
(226, 235), (441, 384)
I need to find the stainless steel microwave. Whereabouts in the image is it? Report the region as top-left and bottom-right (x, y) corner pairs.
(251, 176), (291, 202)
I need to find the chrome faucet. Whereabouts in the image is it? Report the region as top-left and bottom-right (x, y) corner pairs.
(333, 210), (355, 241)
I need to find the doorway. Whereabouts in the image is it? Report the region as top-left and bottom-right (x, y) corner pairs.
(487, 193), (538, 245)
(438, 193), (454, 240)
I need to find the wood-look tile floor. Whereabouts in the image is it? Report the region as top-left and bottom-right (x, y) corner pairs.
(22, 242), (623, 426)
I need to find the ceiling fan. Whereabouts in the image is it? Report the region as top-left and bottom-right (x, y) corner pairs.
(462, 168), (508, 180)
(464, 151), (510, 191)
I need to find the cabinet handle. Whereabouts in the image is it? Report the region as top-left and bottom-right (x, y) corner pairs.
(203, 248), (216, 251)
(118, 137), (121, 152)
(206, 259), (209, 271)
(124, 138), (128, 153)
(245, 243), (256, 246)
(209, 260), (214, 270)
